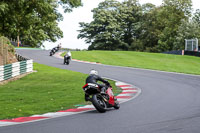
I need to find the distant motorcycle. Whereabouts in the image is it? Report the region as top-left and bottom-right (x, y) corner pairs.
(49, 47), (59, 56)
(82, 83), (120, 113)
(63, 51), (71, 65)
(63, 55), (71, 65)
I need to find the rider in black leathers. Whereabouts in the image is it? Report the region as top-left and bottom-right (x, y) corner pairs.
(85, 69), (110, 101)
(64, 50), (71, 65)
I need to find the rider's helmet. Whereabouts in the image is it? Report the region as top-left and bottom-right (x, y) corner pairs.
(89, 69), (98, 75)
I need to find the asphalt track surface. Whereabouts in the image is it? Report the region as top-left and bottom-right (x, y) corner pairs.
(1, 49), (200, 133)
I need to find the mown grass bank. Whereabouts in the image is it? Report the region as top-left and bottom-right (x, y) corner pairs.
(65, 51), (200, 75)
(0, 63), (119, 119)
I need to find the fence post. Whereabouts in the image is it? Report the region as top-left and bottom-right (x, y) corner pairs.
(2, 38), (5, 65)
(17, 36), (19, 47)
(0, 39), (3, 65)
(6, 44), (8, 64)
(182, 50), (184, 55)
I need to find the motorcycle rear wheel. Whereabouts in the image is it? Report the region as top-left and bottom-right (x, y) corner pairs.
(91, 94), (107, 113)
(66, 60), (69, 65)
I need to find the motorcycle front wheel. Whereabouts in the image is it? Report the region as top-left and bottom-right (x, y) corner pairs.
(114, 101), (120, 109)
(91, 94), (107, 113)
(66, 60), (69, 65)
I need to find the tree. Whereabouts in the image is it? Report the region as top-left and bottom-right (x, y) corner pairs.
(0, 0), (82, 47)
(78, 0), (122, 50)
(136, 3), (162, 52)
(59, 0), (82, 12)
(118, 0), (142, 50)
(78, 0), (193, 52)
(193, 9), (200, 25)
(78, 0), (142, 50)
(174, 19), (200, 50)
(157, 0), (192, 52)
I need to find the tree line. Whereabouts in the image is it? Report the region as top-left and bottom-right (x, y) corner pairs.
(78, 0), (200, 52)
(0, 0), (81, 47)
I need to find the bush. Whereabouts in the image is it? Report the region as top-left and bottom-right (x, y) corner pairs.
(0, 36), (17, 65)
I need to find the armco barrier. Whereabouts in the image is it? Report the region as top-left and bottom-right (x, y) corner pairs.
(0, 60), (33, 82)
(163, 50), (200, 57)
(184, 50), (200, 57)
(15, 54), (29, 61)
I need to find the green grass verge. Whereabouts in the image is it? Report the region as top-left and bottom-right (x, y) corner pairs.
(62, 51), (200, 75)
(0, 63), (119, 119)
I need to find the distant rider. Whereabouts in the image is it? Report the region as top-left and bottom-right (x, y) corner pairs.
(64, 50), (72, 64)
(52, 43), (61, 52)
(54, 43), (61, 52)
(57, 43), (61, 49)
(85, 69), (110, 101)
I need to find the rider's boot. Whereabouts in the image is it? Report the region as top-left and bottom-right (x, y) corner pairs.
(85, 94), (90, 101)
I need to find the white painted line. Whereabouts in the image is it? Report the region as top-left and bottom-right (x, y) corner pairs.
(32, 112), (75, 118)
(77, 105), (95, 109)
(0, 122), (19, 126)
(117, 94), (133, 97)
(115, 82), (130, 86)
(122, 90), (138, 92)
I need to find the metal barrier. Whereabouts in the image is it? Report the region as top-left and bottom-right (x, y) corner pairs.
(0, 59), (33, 82)
(163, 50), (200, 57)
(15, 54), (29, 61)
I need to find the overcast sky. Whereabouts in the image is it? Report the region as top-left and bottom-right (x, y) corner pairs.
(43, 0), (200, 50)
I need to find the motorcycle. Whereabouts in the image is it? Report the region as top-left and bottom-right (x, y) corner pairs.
(63, 56), (71, 65)
(82, 83), (120, 113)
(49, 47), (59, 56)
